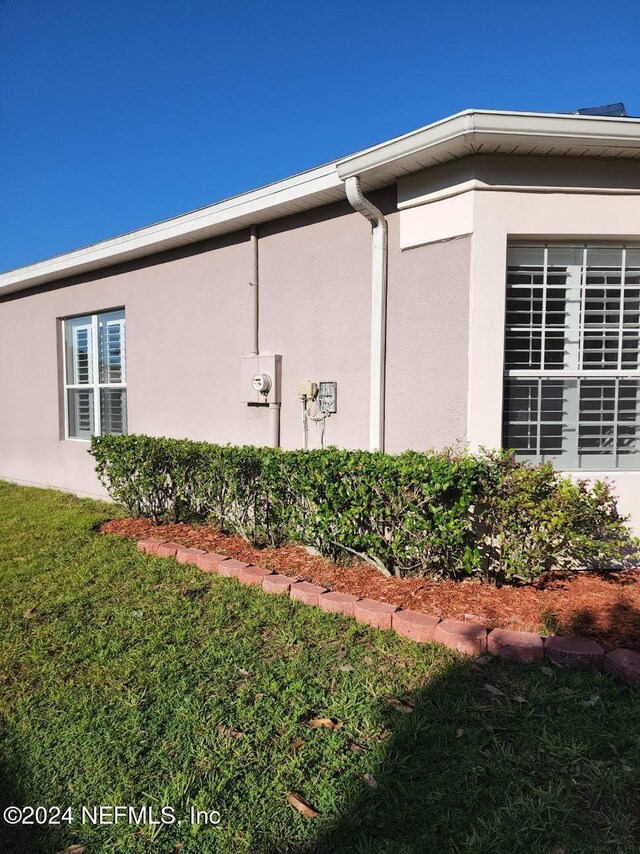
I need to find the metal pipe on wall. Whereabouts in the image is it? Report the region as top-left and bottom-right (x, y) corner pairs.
(269, 402), (281, 448)
(344, 176), (388, 452)
(249, 224), (281, 448)
(249, 225), (259, 356)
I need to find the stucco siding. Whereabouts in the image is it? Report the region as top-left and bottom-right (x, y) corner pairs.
(258, 202), (372, 451)
(0, 232), (259, 497)
(385, 233), (471, 454)
(0, 189), (473, 497)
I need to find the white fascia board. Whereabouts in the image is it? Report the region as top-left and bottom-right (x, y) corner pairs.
(337, 109), (640, 179)
(0, 164), (343, 295)
(4, 108), (640, 296)
(337, 111), (476, 179)
(471, 110), (640, 145)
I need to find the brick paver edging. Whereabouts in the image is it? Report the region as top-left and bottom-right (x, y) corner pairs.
(136, 538), (640, 688)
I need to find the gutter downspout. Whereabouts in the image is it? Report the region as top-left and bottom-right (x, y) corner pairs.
(249, 224), (280, 447)
(345, 176), (388, 452)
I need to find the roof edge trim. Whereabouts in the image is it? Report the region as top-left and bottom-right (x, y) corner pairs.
(3, 108), (640, 295)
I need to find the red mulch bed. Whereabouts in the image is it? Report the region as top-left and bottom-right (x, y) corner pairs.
(102, 517), (640, 652)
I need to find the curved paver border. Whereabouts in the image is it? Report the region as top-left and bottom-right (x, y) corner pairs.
(137, 539), (640, 688)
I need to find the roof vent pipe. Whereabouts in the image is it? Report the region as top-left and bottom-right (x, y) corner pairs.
(345, 176), (388, 452)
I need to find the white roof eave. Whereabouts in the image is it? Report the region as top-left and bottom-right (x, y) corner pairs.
(336, 110), (640, 180)
(0, 165), (344, 295)
(2, 108), (640, 296)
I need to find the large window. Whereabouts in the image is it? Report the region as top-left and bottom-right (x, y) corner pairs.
(63, 309), (127, 439)
(502, 245), (640, 469)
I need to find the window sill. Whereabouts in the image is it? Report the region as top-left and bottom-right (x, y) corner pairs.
(561, 469), (640, 476)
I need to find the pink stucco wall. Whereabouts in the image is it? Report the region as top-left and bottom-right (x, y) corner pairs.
(386, 229), (470, 454)
(0, 189), (471, 498)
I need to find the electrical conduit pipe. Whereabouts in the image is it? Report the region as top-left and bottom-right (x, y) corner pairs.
(249, 224), (280, 448)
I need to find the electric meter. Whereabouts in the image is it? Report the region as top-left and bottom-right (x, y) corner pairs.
(251, 373), (272, 395)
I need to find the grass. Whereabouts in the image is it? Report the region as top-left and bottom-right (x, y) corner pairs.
(0, 482), (638, 853)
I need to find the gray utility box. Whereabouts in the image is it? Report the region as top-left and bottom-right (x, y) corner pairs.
(318, 381), (337, 414)
(240, 354), (282, 404)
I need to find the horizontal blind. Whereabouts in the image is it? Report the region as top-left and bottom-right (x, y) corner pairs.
(65, 316), (94, 385)
(503, 245), (640, 470)
(98, 311), (126, 384)
(67, 389), (95, 440)
(100, 388), (127, 435)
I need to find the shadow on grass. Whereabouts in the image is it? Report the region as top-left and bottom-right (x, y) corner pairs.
(310, 656), (640, 854)
(0, 654), (638, 854)
(0, 756), (53, 853)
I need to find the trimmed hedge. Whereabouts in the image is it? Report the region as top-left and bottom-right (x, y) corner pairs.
(90, 434), (638, 582)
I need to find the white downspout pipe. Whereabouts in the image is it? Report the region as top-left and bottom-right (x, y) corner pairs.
(345, 176), (388, 452)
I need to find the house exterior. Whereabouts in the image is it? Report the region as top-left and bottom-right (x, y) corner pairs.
(2, 108), (640, 531)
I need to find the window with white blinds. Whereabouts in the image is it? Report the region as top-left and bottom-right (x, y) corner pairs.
(64, 310), (127, 439)
(503, 245), (640, 470)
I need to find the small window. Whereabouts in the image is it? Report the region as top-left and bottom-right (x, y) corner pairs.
(63, 310), (127, 439)
(502, 245), (640, 470)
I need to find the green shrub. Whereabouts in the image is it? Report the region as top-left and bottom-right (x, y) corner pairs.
(474, 449), (636, 582)
(90, 435), (638, 582)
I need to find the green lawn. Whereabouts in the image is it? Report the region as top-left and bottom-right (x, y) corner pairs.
(0, 481), (638, 853)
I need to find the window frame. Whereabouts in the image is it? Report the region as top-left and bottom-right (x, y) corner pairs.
(502, 243), (640, 471)
(62, 309), (127, 442)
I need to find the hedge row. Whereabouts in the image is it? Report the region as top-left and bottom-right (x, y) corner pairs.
(90, 435), (638, 583)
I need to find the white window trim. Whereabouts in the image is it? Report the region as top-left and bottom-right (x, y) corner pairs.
(62, 310), (127, 441)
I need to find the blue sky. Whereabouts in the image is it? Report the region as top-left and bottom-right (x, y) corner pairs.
(1, 0), (639, 272)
